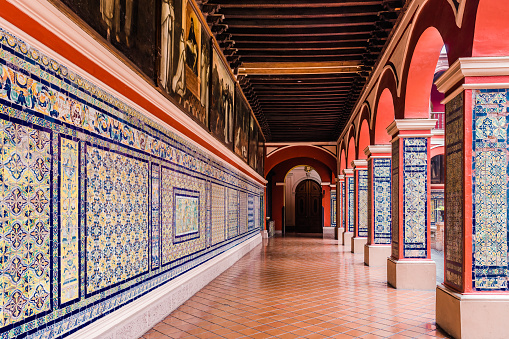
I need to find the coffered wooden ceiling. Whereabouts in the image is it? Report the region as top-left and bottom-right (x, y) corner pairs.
(199, 0), (403, 142)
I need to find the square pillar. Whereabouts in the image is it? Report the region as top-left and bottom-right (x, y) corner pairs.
(335, 175), (346, 243)
(434, 58), (509, 338)
(342, 169), (354, 247)
(351, 160), (368, 253)
(364, 145), (392, 266)
(386, 119), (437, 290)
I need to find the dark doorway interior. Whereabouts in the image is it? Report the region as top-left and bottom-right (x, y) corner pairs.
(295, 179), (323, 233)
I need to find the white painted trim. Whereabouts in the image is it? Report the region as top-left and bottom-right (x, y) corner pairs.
(68, 234), (262, 339)
(337, 175), (345, 180)
(386, 119), (437, 137)
(4, 0), (267, 185)
(364, 145), (392, 157)
(321, 182), (331, 186)
(437, 284), (509, 301)
(343, 169), (354, 175)
(390, 134), (434, 143)
(330, 184), (336, 188)
(441, 85), (465, 105)
(463, 83), (509, 89)
(275, 182), (286, 186)
(436, 57), (509, 94)
(351, 159), (368, 168)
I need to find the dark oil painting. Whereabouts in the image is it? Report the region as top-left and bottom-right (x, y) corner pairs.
(210, 48), (235, 148)
(58, 0), (157, 79)
(234, 86), (249, 162)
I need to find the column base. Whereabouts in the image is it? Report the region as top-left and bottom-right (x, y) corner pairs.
(260, 230), (268, 238)
(387, 257), (436, 290)
(436, 284), (509, 339)
(351, 237), (367, 253)
(335, 227), (345, 242)
(342, 231), (353, 247)
(364, 245), (391, 266)
(323, 227), (335, 239)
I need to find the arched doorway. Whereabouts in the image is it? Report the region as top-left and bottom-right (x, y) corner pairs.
(295, 179), (322, 233)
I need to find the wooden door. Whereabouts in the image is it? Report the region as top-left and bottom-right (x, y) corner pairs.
(295, 180), (322, 233)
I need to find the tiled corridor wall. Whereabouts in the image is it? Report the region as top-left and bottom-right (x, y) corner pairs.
(0, 27), (263, 338)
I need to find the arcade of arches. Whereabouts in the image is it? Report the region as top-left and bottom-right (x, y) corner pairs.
(1, 0), (509, 338)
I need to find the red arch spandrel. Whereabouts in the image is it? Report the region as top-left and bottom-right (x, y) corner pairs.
(472, 0), (509, 57)
(339, 149), (347, 173)
(374, 88), (395, 144)
(265, 145), (337, 178)
(346, 136), (356, 167)
(357, 119), (370, 160)
(404, 27), (445, 119)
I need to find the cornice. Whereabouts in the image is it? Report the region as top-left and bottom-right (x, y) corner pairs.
(436, 57), (509, 94)
(364, 145), (392, 157)
(343, 169), (354, 175)
(351, 160), (368, 168)
(386, 119), (437, 137)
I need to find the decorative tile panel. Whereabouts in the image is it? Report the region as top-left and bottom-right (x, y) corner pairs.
(373, 158), (391, 244)
(391, 141), (399, 258)
(472, 89), (509, 291)
(0, 25), (264, 338)
(0, 119), (51, 326)
(228, 188), (239, 238)
(85, 145), (149, 294)
(358, 170), (368, 237)
(211, 184), (226, 244)
(347, 177), (354, 232)
(341, 182), (345, 229)
(254, 195), (261, 230)
(331, 190), (336, 227)
(247, 194), (255, 230)
(239, 192), (248, 233)
(445, 93), (464, 290)
(161, 168), (206, 263)
(60, 137), (79, 304)
(151, 164), (161, 269)
(402, 138), (428, 258)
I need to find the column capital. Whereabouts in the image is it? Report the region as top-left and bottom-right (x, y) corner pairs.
(436, 56), (509, 95)
(337, 175), (345, 180)
(343, 169), (354, 176)
(386, 119), (437, 138)
(364, 145), (392, 158)
(351, 159), (368, 169)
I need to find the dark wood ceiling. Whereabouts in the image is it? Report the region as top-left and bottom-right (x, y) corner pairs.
(199, 0), (403, 142)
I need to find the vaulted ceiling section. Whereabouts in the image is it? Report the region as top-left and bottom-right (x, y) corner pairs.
(198, 0), (403, 142)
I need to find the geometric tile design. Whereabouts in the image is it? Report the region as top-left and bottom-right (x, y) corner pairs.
(211, 184), (226, 245)
(0, 119), (51, 326)
(60, 137), (80, 304)
(445, 93), (464, 290)
(228, 189), (239, 238)
(357, 170), (368, 237)
(161, 168), (206, 263)
(240, 192), (248, 233)
(331, 190), (336, 227)
(85, 145), (149, 294)
(341, 182), (345, 229)
(472, 89), (509, 291)
(247, 194), (255, 231)
(254, 195), (261, 231)
(392, 141), (399, 258)
(373, 158), (391, 244)
(402, 138), (428, 258)
(347, 177), (354, 232)
(151, 164), (161, 269)
(0, 25), (264, 338)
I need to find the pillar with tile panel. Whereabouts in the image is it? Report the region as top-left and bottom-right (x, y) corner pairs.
(335, 175), (346, 244)
(386, 119), (437, 290)
(342, 168), (354, 248)
(434, 58), (509, 339)
(364, 145), (392, 266)
(351, 159), (368, 253)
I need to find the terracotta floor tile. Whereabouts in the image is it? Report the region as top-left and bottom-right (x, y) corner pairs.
(140, 236), (452, 339)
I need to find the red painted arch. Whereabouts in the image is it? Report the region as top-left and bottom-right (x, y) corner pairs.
(472, 0), (509, 57)
(373, 88), (395, 145)
(357, 118), (370, 160)
(265, 145), (337, 178)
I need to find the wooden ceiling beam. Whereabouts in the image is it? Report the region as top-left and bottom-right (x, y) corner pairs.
(224, 17), (379, 28)
(218, 6), (381, 18)
(208, 0), (382, 8)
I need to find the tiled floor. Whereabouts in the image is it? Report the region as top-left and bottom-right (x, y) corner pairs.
(141, 235), (451, 339)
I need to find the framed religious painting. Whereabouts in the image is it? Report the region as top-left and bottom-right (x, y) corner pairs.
(234, 85), (249, 163)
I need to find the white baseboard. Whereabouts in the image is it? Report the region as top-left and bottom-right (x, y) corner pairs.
(67, 234), (262, 339)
